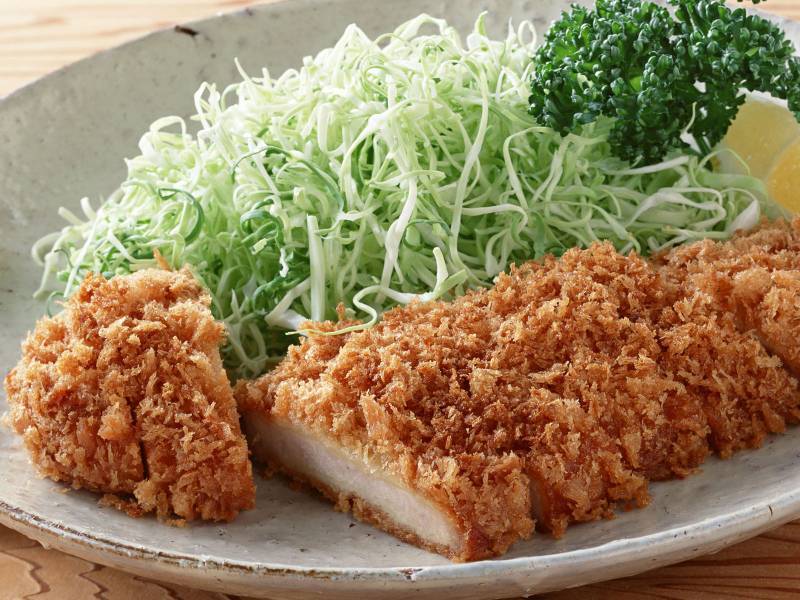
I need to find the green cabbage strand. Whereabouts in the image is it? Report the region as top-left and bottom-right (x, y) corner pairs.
(35, 14), (773, 378)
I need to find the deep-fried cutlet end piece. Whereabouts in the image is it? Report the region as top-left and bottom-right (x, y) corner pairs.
(5, 315), (143, 493)
(5, 268), (255, 522)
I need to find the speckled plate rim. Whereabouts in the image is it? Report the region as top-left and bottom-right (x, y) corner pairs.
(2, 1), (800, 596)
(2, 477), (799, 593)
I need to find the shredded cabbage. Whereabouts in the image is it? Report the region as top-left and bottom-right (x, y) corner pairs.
(35, 14), (774, 378)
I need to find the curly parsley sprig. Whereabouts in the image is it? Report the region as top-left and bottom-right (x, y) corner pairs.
(529, 0), (800, 165)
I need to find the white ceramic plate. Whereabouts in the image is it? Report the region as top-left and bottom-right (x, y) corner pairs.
(2, 1), (800, 598)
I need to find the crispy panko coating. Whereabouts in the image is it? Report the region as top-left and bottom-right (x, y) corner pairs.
(484, 247), (710, 484)
(238, 224), (800, 561)
(5, 268), (255, 522)
(657, 290), (800, 457)
(9, 218), (800, 553)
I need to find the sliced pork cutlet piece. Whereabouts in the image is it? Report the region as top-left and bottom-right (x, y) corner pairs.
(5, 299), (143, 493)
(657, 218), (800, 374)
(5, 268), (255, 522)
(655, 219), (800, 457)
(657, 290), (800, 458)
(484, 244), (711, 485)
(236, 313), (538, 562)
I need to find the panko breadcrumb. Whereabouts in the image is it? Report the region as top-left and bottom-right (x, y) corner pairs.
(5, 268), (255, 522)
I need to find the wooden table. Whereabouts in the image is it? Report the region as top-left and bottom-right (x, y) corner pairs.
(1, 1), (799, 598)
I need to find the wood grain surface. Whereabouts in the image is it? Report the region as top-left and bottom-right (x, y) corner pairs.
(1, 1), (800, 599)
(0, 0), (797, 96)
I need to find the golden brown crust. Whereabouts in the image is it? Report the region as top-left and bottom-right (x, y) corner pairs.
(5, 299), (144, 493)
(657, 291), (800, 457)
(484, 246), (710, 484)
(657, 218), (800, 375)
(733, 269), (800, 375)
(5, 268), (255, 522)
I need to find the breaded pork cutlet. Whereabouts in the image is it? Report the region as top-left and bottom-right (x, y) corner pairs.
(235, 245), (660, 559)
(237, 314), (540, 561)
(446, 245), (709, 534)
(233, 248), (658, 557)
(237, 229), (800, 561)
(657, 289), (800, 458)
(5, 268), (255, 522)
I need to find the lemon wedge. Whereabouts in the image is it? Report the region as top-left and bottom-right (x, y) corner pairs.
(717, 96), (800, 213)
(767, 139), (800, 213)
(718, 96), (800, 179)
